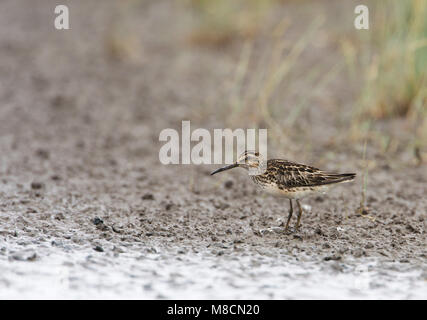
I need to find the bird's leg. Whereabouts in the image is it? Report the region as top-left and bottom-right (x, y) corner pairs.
(295, 199), (303, 230)
(285, 199), (293, 231)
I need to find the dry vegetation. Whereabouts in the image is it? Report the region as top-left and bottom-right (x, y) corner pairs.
(349, 0), (427, 159)
(182, 0), (426, 161)
(356, 0), (426, 120)
(185, 0), (274, 46)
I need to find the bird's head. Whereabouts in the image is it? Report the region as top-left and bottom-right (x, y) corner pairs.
(210, 151), (265, 176)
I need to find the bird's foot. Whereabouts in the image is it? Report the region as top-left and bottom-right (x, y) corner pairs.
(257, 224), (302, 236)
(284, 226), (301, 235)
(258, 226), (285, 236)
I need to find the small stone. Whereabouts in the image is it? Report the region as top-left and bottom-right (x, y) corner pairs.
(54, 212), (65, 220)
(406, 224), (419, 233)
(92, 217), (103, 225)
(142, 193), (154, 200)
(31, 182), (43, 190)
(35, 149), (49, 159)
(165, 203), (173, 211)
(51, 241), (60, 247)
(314, 196), (324, 202)
(302, 204), (312, 212)
(143, 283), (152, 291)
(293, 234), (303, 240)
(27, 253), (37, 261)
(112, 225), (122, 233)
(324, 255), (341, 261)
(360, 207), (370, 215)
(315, 227), (323, 235)
(224, 180), (233, 189)
(367, 195), (377, 203)
(94, 246), (104, 252)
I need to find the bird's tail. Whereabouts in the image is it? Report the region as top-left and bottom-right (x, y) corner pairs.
(325, 173), (356, 184)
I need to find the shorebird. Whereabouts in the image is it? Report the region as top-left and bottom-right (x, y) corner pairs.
(211, 151), (356, 231)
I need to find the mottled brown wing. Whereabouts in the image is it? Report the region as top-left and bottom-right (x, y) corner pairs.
(268, 159), (355, 188)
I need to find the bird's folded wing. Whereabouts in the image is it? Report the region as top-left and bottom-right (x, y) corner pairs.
(270, 160), (355, 188)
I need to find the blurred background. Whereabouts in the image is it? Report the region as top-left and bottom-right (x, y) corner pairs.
(1, 0), (425, 164)
(0, 0), (426, 299)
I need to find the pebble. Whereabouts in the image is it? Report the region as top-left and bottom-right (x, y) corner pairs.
(224, 180), (233, 189)
(92, 217), (103, 225)
(35, 149), (50, 159)
(31, 182), (43, 190)
(54, 213), (65, 220)
(142, 193), (154, 200)
(94, 246), (104, 252)
(324, 255), (341, 261)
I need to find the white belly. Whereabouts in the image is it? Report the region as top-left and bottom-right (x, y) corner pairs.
(259, 183), (329, 199)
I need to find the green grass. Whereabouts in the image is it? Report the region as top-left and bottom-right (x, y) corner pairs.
(357, 0), (426, 120)
(338, 0), (427, 159)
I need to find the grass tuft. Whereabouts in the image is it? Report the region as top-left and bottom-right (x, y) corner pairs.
(185, 0), (275, 47)
(357, 0), (426, 120)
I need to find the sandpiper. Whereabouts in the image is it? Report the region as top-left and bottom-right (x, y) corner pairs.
(211, 151), (356, 231)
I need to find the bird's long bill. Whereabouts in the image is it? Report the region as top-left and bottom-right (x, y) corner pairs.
(210, 163), (238, 176)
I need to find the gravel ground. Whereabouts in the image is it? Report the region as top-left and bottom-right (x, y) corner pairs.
(0, 0), (426, 299)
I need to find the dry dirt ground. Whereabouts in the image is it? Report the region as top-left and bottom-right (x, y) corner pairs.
(0, 0), (426, 299)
